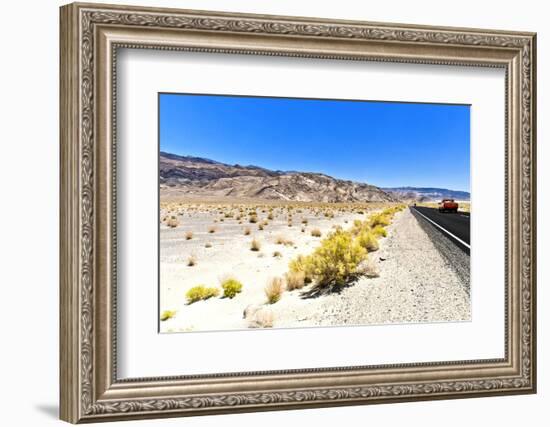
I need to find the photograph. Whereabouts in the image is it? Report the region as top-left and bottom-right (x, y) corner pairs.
(158, 93), (471, 333)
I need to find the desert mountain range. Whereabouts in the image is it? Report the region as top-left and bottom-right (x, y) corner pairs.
(382, 187), (470, 202)
(160, 152), (470, 203)
(160, 152), (397, 203)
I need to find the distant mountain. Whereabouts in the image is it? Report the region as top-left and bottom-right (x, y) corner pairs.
(160, 151), (397, 203)
(382, 187), (470, 202)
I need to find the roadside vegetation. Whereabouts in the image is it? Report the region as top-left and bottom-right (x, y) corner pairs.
(185, 285), (220, 304)
(264, 277), (285, 304)
(285, 205), (405, 292)
(221, 278), (243, 298)
(159, 200), (406, 327)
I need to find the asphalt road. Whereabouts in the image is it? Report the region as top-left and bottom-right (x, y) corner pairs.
(410, 206), (470, 253)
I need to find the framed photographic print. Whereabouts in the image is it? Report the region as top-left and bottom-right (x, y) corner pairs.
(60, 2), (537, 423)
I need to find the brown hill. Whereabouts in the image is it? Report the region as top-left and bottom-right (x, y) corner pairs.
(160, 152), (397, 203)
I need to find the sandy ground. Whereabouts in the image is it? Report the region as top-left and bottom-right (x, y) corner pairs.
(160, 206), (470, 333)
(159, 204), (368, 332)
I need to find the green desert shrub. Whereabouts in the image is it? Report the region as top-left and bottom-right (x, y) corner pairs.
(372, 225), (387, 238)
(303, 229), (367, 288)
(265, 277), (285, 304)
(221, 278), (243, 299)
(160, 310), (176, 321)
(351, 219), (368, 235)
(369, 213), (391, 228)
(357, 230), (379, 252)
(186, 286), (220, 304)
(288, 255), (313, 284)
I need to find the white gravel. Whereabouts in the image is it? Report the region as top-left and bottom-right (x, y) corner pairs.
(272, 208), (471, 327)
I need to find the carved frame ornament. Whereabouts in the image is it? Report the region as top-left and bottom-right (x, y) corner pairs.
(60, 2), (536, 423)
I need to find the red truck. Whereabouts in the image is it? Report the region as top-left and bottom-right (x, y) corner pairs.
(438, 199), (459, 213)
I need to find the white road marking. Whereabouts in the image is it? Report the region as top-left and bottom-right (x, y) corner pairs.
(460, 214), (469, 218)
(412, 208), (471, 249)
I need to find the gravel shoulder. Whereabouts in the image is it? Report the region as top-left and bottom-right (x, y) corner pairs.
(272, 208), (471, 327)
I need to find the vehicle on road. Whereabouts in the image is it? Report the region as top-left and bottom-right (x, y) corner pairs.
(438, 199), (459, 213)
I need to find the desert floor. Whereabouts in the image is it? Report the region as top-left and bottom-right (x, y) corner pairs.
(159, 202), (470, 333)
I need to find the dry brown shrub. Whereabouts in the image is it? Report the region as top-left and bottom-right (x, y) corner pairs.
(250, 237), (261, 252)
(265, 277), (285, 304)
(285, 271), (305, 291)
(311, 228), (322, 237)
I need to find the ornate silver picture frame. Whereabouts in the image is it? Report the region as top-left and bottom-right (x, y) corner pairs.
(60, 2), (536, 423)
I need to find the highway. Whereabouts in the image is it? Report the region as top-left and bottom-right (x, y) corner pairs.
(410, 206), (470, 254)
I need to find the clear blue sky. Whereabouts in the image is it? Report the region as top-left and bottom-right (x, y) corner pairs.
(159, 93), (470, 191)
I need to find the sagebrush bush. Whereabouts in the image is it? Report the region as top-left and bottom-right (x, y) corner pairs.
(187, 255), (197, 266)
(186, 285), (220, 304)
(357, 230), (379, 252)
(303, 229), (367, 288)
(160, 310), (176, 321)
(249, 215), (258, 223)
(285, 270), (306, 291)
(369, 213), (391, 228)
(208, 225), (217, 233)
(265, 277), (285, 304)
(288, 255), (313, 284)
(205, 242), (212, 248)
(221, 278), (243, 298)
(372, 225), (387, 238)
(244, 226), (251, 235)
(273, 251), (283, 258)
(185, 231), (193, 240)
